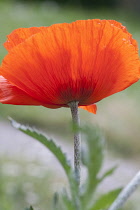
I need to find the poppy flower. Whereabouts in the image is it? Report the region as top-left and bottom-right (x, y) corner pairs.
(0, 19), (139, 114)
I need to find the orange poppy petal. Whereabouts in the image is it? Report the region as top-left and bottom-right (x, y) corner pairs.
(0, 20), (139, 110)
(0, 76), (43, 105)
(75, 19), (140, 103)
(0, 76), (62, 109)
(4, 26), (47, 51)
(79, 104), (97, 114)
(108, 20), (138, 50)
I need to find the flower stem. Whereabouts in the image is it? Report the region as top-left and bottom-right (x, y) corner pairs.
(108, 170), (140, 210)
(68, 101), (81, 186)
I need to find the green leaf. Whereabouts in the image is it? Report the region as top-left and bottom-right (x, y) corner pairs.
(10, 118), (71, 177)
(80, 126), (104, 207)
(10, 118), (79, 209)
(81, 142), (89, 166)
(82, 126), (104, 180)
(90, 188), (122, 210)
(99, 166), (117, 182)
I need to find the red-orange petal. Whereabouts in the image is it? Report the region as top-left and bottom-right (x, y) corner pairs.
(0, 76), (62, 109)
(0, 19), (139, 111)
(0, 76), (42, 105)
(4, 26), (47, 51)
(79, 104), (97, 114)
(108, 20), (138, 50)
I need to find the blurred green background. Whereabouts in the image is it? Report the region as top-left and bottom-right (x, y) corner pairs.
(0, 0), (140, 209)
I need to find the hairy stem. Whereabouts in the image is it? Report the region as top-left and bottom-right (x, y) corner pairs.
(108, 170), (140, 210)
(68, 101), (81, 186)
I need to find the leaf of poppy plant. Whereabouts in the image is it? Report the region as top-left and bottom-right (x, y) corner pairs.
(10, 118), (123, 210)
(10, 118), (72, 175)
(99, 166), (118, 183)
(80, 126), (104, 208)
(89, 188), (122, 210)
(9, 118), (80, 209)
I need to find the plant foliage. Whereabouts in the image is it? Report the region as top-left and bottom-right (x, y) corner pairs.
(11, 119), (122, 210)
